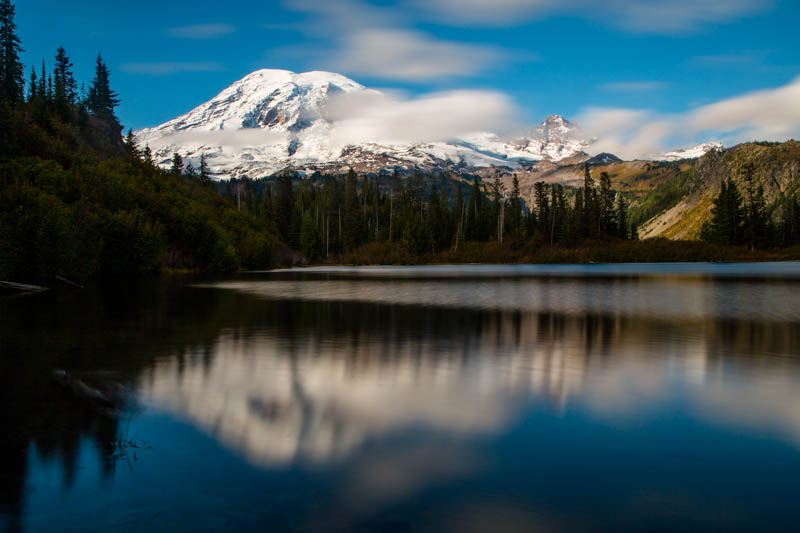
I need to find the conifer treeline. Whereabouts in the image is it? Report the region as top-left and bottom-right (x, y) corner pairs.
(0, 0), (119, 127)
(1, 1), (279, 279)
(216, 163), (638, 261)
(701, 162), (800, 249)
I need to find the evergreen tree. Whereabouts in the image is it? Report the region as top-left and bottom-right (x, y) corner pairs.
(263, 184), (273, 227)
(142, 145), (153, 166)
(573, 189), (584, 241)
(170, 152), (184, 175)
(534, 181), (549, 243)
(701, 178), (744, 245)
(453, 182), (464, 249)
(27, 66), (36, 101)
(389, 170), (400, 241)
(582, 162), (595, 238)
(38, 60), (46, 102)
(780, 196), (800, 246)
(599, 171), (616, 237)
(506, 174), (522, 239)
(343, 169), (362, 251)
(274, 172), (293, 243)
(86, 54), (120, 121)
(185, 162), (198, 179)
(0, 0), (24, 104)
(465, 178), (484, 241)
(299, 211), (323, 260)
(199, 153), (210, 182)
(741, 163), (770, 249)
(124, 129), (139, 157)
(53, 46), (77, 112)
(616, 193), (629, 240)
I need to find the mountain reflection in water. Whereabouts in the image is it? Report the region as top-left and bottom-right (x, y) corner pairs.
(3, 266), (800, 532)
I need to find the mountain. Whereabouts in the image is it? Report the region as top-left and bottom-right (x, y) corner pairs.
(654, 142), (724, 162)
(639, 141), (800, 240)
(136, 70), (592, 179)
(137, 69), (729, 181)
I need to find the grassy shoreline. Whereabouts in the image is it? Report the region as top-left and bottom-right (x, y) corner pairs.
(312, 239), (800, 267)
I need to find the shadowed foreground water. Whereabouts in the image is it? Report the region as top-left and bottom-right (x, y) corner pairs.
(2, 263), (800, 532)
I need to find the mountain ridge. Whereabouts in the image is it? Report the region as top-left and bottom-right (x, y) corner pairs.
(137, 69), (720, 180)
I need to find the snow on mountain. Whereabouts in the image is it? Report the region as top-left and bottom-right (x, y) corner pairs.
(654, 142), (723, 161)
(135, 69), (591, 179)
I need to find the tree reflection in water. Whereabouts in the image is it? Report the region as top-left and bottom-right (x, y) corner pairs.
(2, 269), (800, 531)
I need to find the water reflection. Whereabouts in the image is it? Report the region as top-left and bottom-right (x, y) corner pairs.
(206, 276), (800, 320)
(3, 270), (800, 532)
(140, 281), (800, 469)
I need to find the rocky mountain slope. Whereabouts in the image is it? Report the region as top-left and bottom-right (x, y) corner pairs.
(638, 141), (800, 239)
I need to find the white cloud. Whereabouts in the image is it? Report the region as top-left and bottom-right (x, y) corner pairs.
(280, 0), (508, 81)
(687, 77), (800, 140)
(578, 76), (800, 159)
(601, 81), (668, 92)
(167, 23), (236, 39)
(330, 29), (503, 81)
(120, 62), (226, 75)
(416, 0), (772, 33)
(141, 128), (286, 152)
(326, 89), (518, 145)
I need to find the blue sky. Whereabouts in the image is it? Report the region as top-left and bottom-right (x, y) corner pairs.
(15, 0), (800, 151)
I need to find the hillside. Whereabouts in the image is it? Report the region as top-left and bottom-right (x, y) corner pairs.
(0, 106), (283, 281)
(638, 141), (800, 239)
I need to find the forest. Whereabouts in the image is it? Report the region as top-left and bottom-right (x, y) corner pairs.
(1, 0), (799, 281)
(0, 0), (279, 280)
(217, 165), (638, 264)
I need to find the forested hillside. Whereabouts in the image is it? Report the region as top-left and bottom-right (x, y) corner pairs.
(0, 0), (279, 280)
(638, 142), (800, 242)
(2, 0), (799, 281)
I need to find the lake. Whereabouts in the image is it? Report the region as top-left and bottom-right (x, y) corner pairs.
(3, 263), (800, 532)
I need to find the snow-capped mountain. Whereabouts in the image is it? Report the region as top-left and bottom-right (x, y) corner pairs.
(136, 69), (591, 179)
(136, 69), (719, 180)
(655, 142), (723, 162)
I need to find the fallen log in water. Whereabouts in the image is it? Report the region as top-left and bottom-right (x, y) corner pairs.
(0, 280), (49, 292)
(55, 276), (84, 289)
(51, 369), (126, 411)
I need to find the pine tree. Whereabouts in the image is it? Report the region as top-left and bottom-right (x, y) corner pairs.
(573, 189), (584, 241)
(616, 193), (629, 240)
(465, 178), (485, 241)
(780, 196), (800, 246)
(582, 162), (595, 238)
(299, 211), (322, 260)
(87, 54), (120, 121)
(143, 145), (153, 166)
(53, 47), (77, 105)
(507, 174), (522, 239)
(343, 169), (362, 251)
(124, 129), (139, 157)
(453, 182), (464, 249)
(199, 153), (210, 182)
(274, 172), (293, 243)
(185, 162), (198, 179)
(599, 171), (616, 237)
(263, 184), (273, 226)
(534, 181), (549, 243)
(170, 152), (184, 175)
(701, 178), (744, 245)
(741, 163), (769, 249)
(0, 0), (24, 104)
(38, 60), (46, 102)
(27, 66), (36, 101)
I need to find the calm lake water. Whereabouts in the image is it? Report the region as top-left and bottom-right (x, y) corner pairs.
(3, 263), (800, 532)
